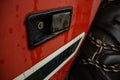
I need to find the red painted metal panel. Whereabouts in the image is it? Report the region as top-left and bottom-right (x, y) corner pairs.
(0, 0), (101, 80)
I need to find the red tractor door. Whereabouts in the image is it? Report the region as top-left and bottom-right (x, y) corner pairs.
(0, 0), (101, 80)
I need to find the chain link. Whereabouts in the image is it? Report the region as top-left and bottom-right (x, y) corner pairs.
(79, 33), (120, 72)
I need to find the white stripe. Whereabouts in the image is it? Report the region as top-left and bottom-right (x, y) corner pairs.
(14, 32), (85, 80)
(44, 32), (85, 80)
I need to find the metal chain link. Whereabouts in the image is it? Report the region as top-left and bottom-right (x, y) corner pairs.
(79, 32), (120, 72)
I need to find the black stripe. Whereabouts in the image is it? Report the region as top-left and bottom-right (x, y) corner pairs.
(25, 38), (81, 80)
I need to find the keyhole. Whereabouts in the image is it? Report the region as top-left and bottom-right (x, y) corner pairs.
(38, 21), (44, 30)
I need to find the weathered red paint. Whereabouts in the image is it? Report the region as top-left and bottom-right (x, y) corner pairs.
(0, 0), (101, 80)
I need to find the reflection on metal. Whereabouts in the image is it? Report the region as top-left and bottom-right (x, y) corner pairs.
(52, 12), (71, 32)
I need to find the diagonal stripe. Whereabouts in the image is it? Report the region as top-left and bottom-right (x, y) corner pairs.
(14, 32), (85, 80)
